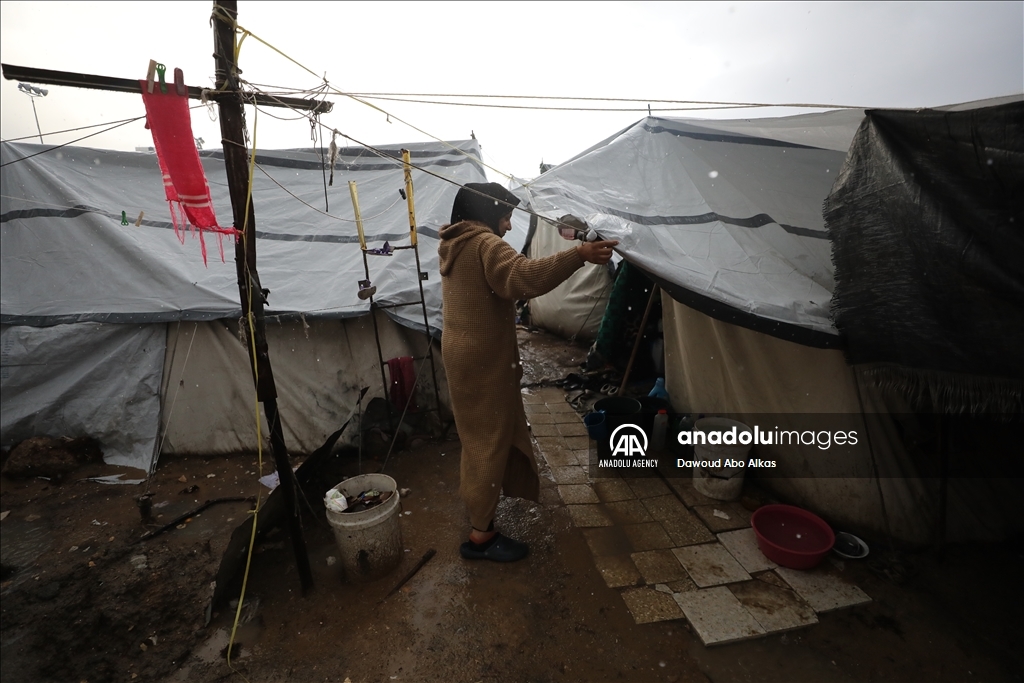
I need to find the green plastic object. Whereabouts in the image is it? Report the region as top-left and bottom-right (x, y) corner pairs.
(121, 211), (129, 226)
(155, 63), (167, 93)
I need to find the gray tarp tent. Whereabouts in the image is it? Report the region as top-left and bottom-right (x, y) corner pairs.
(1, 139), (490, 471)
(517, 98), (1023, 543)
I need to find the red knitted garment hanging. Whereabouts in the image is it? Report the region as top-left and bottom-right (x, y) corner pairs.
(386, 356), (418, 412)
(140, 80), (237, 264)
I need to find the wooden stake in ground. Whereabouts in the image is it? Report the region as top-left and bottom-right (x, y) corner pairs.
(213, 0), (313, 594)
(618, 284), (661, 394)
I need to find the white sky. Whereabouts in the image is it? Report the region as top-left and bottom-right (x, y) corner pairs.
(1, 1), (1021, 182)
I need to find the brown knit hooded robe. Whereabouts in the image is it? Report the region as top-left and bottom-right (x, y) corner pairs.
(438, 220), (584, 530)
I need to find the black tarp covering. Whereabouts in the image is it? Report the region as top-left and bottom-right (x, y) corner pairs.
(825, 101), (1024, 414)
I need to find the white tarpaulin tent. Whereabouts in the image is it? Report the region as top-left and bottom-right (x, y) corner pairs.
(518, 109), (866, 347)
(1, 138), (489, 471)
(516, 102), (1023, 543)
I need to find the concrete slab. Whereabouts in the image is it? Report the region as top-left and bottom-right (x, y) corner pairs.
(673, 587), (766, 646)
(625, 478), (671, 499)
(549, 466), (589, 485)
(632, 549), (689, 584)
(531, 423), (560, 438)
(543, 450), (579, 468)
(621, 587), (685, 625)
(528, 411), (555, 424)
(659, 513), (715, 547)
(567, 504), (613, 528)
(552, 410), (584, 424)
(672, 543), (752, 587)
(605, 500), (654, 525)
(521, 390), (547, 404)
(534, 436), (570, 455)
(641, 494), (690, 521)
(775, 567), (871, 613)
(564, 436), (589, 451)
(718, 528), (777, 573)
(668, 480), (719, 508)
(557, 422), (588, 438)
(754, 570), (790, 590)
(557, 484), (599, 505)
(692, 503), (752, 533)
(623, 522), (675, 552)
(594, 554), (642, 589)
(729, 580), (817, 633)
(593, 479), (635, 503)
(547, 401), (577, 413)
(574, 450), (591, 467)
(539, 487), (561, 506)
(582, 526), (633, 557)
(665, 576), (699, 594)
(535, 387), (566, 402)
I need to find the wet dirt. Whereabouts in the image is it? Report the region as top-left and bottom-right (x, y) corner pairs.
(1, 328), (1022, 682)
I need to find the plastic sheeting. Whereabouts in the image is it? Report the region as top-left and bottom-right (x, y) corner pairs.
(0, 322), (165, 470)
(0, 138), (486, 470)
(0, 139), (488, 334)
(158, 314), (447, 457)
(825, 101), (1024, 414)
(525, 218), (613, 341)
(517, 110), (866, 347)
(663, 297), (1023, 544)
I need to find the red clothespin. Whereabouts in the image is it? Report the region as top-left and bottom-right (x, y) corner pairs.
(174, 68), (186, 97)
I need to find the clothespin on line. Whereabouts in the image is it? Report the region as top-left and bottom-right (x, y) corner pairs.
(134, 211), (145, 227)
(349, 181), (367, 251)
(146, 60), (168, 94)
(174, 68), (186, 97)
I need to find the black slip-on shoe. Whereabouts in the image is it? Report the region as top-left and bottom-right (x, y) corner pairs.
(459, 533), (530, 562)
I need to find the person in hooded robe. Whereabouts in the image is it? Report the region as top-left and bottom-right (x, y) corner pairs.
(438, 182), (618, 561)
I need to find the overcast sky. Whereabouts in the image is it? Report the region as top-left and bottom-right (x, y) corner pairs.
(1, 1), (1021, 182)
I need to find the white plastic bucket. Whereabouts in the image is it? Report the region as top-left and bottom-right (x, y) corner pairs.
(325, 473), (402, 582)
(691, 418), (753, 501)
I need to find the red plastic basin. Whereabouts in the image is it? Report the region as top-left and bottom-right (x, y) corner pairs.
(751, 504), (835, 569)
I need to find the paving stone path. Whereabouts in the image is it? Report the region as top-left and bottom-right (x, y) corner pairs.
(525, 386), (870, 646)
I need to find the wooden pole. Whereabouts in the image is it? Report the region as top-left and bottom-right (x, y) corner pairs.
(618, 284), (660, 395)
(349, 181), (367, 250)
(402, 149), (418, 246)
(213, 0), (313, 594)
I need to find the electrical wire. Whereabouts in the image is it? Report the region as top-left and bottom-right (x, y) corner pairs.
(0, 104), (212, 169)
(1, 114), (151, 144)
(0, 116), (144, 168)
(339, 94), (763, 113)
(209, 9), (512, 182)
(248, 89), (579, 232)
(345, 92), (865, 110)
(253, 160), (403, 222)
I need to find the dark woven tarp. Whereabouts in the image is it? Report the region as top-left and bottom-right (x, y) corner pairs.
(825, 101), (1024, 414)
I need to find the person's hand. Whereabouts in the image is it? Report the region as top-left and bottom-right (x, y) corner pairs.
(576, 239), (619, 265)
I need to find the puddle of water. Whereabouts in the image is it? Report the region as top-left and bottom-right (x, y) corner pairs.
(0, 516), (53, 590)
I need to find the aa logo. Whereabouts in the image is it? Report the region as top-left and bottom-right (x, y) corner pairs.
(609, 423), (648, 457)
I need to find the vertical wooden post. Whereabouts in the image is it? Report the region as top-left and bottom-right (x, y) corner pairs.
(213, 0), (313, 594)
(402, 149), (418, 246)
(349, 181), (367, 250)
(401, 150), (444, 424)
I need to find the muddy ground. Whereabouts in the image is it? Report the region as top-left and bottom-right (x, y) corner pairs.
(2, 328), (1022, 683)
